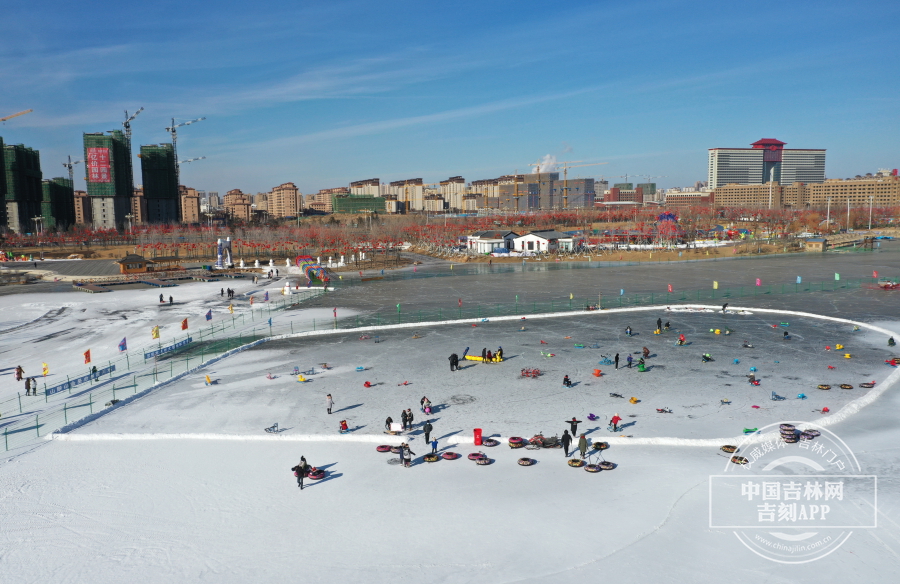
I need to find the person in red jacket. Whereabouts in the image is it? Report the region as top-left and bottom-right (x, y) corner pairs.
(610, 413), (622, 432)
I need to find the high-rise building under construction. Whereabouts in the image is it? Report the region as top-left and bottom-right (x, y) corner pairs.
(140, 143), (179, 223)
(41, 177), (76, 230)
(3, 142), (43, 233)
(83, 130), (132, 229)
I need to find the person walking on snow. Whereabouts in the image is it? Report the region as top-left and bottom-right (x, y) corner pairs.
(449, 353), (459, 371)
(400, 410), (409, 431)
(406, 408), (414, 429)
(423, 420), (433, 443)
(25, 377), (31, 394)
(220, 288), (224, 297)
(159, 294), (164, 303)
(642, 346), (650, 358)
(614, 353), (619, 370)
(402, 443), (415, 468)
(610, 413), (622, 432)
(385, 416), (394, 432)
(722, 303), (728, 313)
(568, 417), (582, 436)
(326, 394), (334, 414)
(578, 434), (588, 459)
(15, 365), (24, 381)
(431, 438), (438, 454)
(656, 317), (662, 331)
(292, 456), (308, 489)
(561, 430), (573, 457)
(626, 354), (633, 368)
(481, 347), (488, 362)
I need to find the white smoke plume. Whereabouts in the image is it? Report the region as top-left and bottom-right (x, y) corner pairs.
(532, 154), (557, 173)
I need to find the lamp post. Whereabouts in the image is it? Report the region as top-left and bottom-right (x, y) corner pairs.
(825, 197), (831, 233)
(124, 213), (134, 234)
(868, 196), (874, 231)
(31, 216), (44, 235)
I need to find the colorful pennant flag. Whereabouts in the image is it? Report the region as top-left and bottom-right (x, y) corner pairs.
(796, 276), (802, 284)
(181, 318), (189, 330)
(250, 296), (254, 305)
(834, 273), (840, 281)
(118, 337), (127, 352)
(873, 270), (879, 278)
(667, 284), (673, 293)
(268, 318), (272, 327)
(205, 310), (212, 321)
(264, 291), (269, 302)
(151, 325), (160, 339)
(755, 278), (761, 286)
(458, 298), (462, 308)
(713, 281), (718, 289)
(42, 362), (49, 376)
(228, 304), (234, 314)
(84, 349), (91, 364)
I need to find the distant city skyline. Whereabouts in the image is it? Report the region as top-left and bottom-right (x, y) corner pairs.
(1, 0), (898, 196)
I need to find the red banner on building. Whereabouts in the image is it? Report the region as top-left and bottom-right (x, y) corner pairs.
(87, 147), (111, 183)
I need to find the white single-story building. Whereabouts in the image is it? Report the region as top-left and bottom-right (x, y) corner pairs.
(512, 230), (575, 252)
(467, 230), (520, 254)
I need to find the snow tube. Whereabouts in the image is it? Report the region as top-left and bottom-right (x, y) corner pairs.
(517, 458), (535, 466)
(592, 441), (610, 451)
(584, 464), (601, 473)
(568, 459), (585, 467)
(508, 437), (524, 444)
(800, 431), (817, 441)
(390, 446), (401, 454)
(860, 382), (876, 388)
(817, 384), (831, 390)
(721, 445), (738, 453)
(598, 461), (615, 470)
(307, 469), (325, 480)
(731, 456), (749, 465)
(423, 454), (440, 463)
(376, 445), (392, 453)
(476, 457), (492, 465)
(482, 438), (499, 447)
(840, 384), (853, 389)
(468, 452), (485, 461)
(441, 452), (460, 460)
(509, 442), (524, 449)
(779, 424), (795, 432)
(802, 429), (821, 437)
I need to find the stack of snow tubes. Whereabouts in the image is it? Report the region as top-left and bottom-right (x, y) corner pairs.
(508, 437), (524, 449)
(780, 424), (798, 443)
(800, 429), (821, 441)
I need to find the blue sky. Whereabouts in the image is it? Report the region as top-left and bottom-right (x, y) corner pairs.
(2, 0), (898, 195)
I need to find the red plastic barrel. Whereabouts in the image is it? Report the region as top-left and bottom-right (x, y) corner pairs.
(474, 428), (483, 446)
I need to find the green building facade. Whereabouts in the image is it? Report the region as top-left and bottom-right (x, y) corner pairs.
(331, 194), (386, 214)
(139, 143), (179, 223)
(83, 130), (132, 229)
(41, 177), (76, 230)
(3, 142), (43, 233)
(0, 137), (5, 228)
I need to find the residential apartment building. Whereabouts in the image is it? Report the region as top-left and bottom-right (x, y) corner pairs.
(83, 130), (132, 229)
(711, 171), (900, 208)
(708, 138), (825, 188)
(224, 189), (252, 221)
(307, 187), (345, 212)
(180, 186), (202, 224)
(139, 143), (179, 223)
(268, 182), (301, 218)
(41, 177), (76, 230)
(664, 189), (715, 208)
(74, 190), (91, 225)
(131, 187), (147, 225)
(350, 178), (380, 196)
(389, 178), (424, 210)
(3, 142), (42, 233)
(440, 176), (466, 210)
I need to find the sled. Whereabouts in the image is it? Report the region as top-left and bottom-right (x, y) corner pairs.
(656, 407), (672, 413)
(743, 428), (758, 434)
(264, 423), (279, 433)
(609, 393), (624, 398)
(771, 391), (786, 401)
(720, 399), (731, 405)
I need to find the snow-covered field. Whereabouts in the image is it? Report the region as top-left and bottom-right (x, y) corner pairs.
(2, 268), (900, 583)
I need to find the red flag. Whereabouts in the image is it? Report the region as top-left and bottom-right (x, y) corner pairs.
(181, 318), (188, 330)
(458, 298), (462, 308)
(874, 270), (879, 278)
(83, 349), (91, 364)
(667, 284), (673, 293)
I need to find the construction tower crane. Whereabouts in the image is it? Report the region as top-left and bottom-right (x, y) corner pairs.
(62, 155), (83, 186)
(0, 109), (33, 123)
(120, 107), (143, 193)
(165, 117), (205, 188)
(558, 161), (609, 209)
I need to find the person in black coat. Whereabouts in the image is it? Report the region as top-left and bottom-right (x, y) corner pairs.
(291, 456), (308, 489)
(614, 353), (620, 370)
(561, 430), (572, 457)
(423, 420), (433, 443)
(400, 410), (409, 431)
(385, 416), (393, 432)
(563, 375), (572, 387)
(481, 347), (487, 362)
(406, 408), (414, 429)
(656, 317), (662, 331)
(567, 417), (582, 436)
(449, 353), (459, 371)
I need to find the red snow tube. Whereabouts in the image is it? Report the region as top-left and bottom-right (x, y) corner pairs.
(441, 452), (460, 460)
(376, 445), (392, 452)
(508, 437), (524, 445)
(468, 452), (485, 461)
(307, 468), (325, 480)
